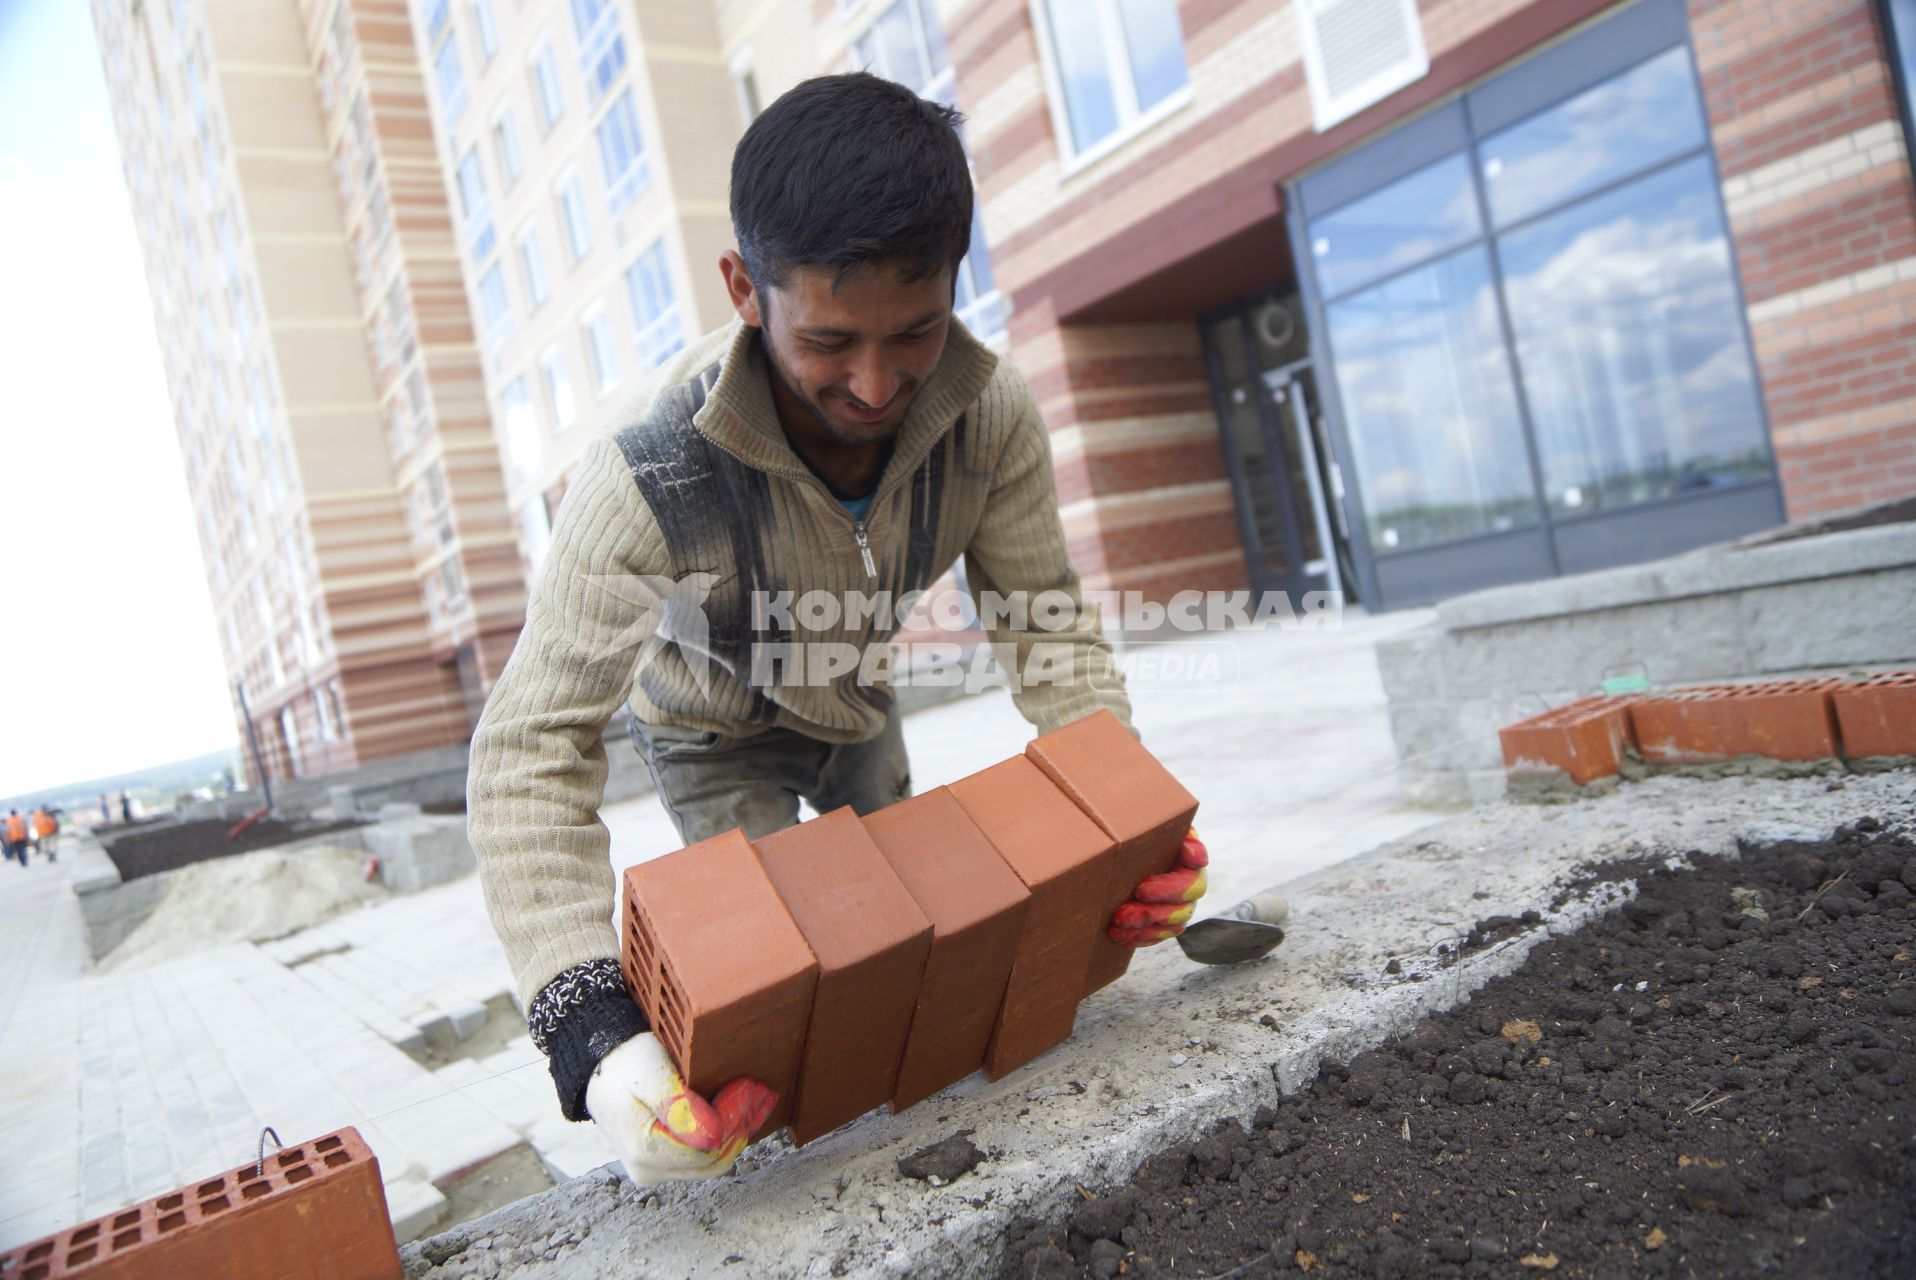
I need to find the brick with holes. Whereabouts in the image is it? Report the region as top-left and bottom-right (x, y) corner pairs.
(621, 828), (818, 1138)
(754, 807), (934, 1144)
(1025, 709), (1200, 995)
(1629, 679), (1843, 764)
(0, 1128), (398, 1279)
(949, 756), (1115, 1077)
(1831, 671), (1916, 760)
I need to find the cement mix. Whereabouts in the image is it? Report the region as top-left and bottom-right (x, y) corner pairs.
(401, 769), (1916, 1279)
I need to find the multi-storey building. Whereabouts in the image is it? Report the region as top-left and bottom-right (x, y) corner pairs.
(92, 0), (522, 781)
(936, 0), (1916, 609)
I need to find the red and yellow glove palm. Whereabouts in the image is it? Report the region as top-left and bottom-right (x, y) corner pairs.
(1108, 828), (1209, 947)
(586, 1032), (778, 1185)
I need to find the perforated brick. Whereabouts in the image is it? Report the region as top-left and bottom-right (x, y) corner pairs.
(1629, 679), (1841, 764)
(1499, 695), (1637, 786)
(621, 829), (817, 1137)
(1025, 710), (1199, 995)
(0, 1129), (396, 1279)
(1831, 671), (1916, 759)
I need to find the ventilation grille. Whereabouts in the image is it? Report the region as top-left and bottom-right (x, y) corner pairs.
(1295, 0), (1429, 131)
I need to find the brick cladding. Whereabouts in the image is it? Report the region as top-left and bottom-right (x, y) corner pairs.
(1691, 0), (1916, 516)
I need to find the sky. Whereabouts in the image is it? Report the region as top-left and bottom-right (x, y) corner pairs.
(0, 0), (237, 796)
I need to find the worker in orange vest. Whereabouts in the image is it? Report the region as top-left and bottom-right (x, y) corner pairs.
(30, 807), (58, 862)
(3, 810), (27, 867)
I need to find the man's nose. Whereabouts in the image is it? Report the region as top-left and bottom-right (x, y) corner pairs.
(845, 348), (899, 409)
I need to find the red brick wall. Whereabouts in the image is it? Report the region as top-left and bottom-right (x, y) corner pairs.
(1695, 0), (1916, 515)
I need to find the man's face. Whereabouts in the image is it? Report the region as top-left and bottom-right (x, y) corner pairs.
(732, 257), (954, 447)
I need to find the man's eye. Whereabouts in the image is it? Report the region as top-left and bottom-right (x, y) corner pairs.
(810, 340), (850, 353)
(900, 329), (934, 342)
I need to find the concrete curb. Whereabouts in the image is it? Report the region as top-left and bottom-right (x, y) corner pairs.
(400, 769), (1916, 1279)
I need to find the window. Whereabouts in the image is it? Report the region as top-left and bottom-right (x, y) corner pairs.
(405, 365), (433, 436)
(455, 146), (495, 261)
(624, 240), (684, 370)
(470, 0), (498, 65)
(1886, 0), (1916, 168)
(477, 261), (513, 350)
(491, 106), (523, 188)
(1302, 42), (1771, 554)
(279, 705), (303, 776)
(432, 15), (468, 124)
(853, 0), (1005, 340)
(581, 304), (619, 396)
(556, 171), (592, 261)
(529, 36), (565, 133)
(500, 376), (542, 484)
(1035, 0), (1189, 159)
(594, 88), (649, 214)
(571, 0), (628, 107)
(538, 344), (578, 431)
(520, 495), (553, 573)
(516, 223), (550, 308)
(386, 278), (417, 365)
(1295, 0), (1429, 131)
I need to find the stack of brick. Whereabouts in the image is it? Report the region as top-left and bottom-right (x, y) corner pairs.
(1497, 670), (1916, 789)
(620, 709), (1197, 1145)
(0, 1128), (399, 1280)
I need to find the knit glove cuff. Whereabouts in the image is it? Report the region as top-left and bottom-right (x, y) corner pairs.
(528, 958), (651, 1122)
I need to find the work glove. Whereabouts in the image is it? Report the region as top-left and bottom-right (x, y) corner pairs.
(1108, 828), (1209, 947)
(585, 1032), (776, 1185)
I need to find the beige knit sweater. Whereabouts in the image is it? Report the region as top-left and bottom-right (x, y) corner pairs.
(468, 316), (1132, 1012)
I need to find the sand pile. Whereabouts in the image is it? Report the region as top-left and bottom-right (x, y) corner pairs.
(100, 844), (388, 971)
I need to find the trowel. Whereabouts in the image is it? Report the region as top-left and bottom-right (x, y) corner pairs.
(1176, 889), (1290, 965)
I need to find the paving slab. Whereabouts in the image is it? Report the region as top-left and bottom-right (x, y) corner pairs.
(399, 769), (1916, 1279)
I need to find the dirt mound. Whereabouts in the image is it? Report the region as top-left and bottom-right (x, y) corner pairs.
(1001, 820), (1916, 1279)
(100, 843), (387, 972)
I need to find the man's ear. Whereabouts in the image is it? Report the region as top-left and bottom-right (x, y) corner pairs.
(719, 251), (764, 328)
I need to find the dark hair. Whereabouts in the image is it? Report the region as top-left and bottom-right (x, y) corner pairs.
(730, 73), (973, 292)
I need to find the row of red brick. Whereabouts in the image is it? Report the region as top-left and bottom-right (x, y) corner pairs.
(0, 1129), (399, 1280)
(1499, 671), (1916, 786)
(620, 709), (1198, 1146)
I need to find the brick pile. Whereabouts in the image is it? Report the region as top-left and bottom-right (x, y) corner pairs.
(620, 709), (1197, 1146)
(1499, 670), (1916, 789)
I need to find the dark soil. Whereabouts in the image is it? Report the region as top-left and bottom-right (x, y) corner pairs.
(103, 816), (367, 881)
(1000, 820), (1916, 1279)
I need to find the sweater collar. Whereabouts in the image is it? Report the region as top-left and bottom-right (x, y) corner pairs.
(692, 314), (1000, 495)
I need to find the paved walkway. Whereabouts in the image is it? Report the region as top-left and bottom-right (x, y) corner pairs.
(0, 607), (1441, 1252)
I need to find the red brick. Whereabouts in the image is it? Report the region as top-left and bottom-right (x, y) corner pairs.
(1025, 709), (1200, 994)
(1629, 679), (1842, 764)
(622, 830), (818, 1137)
(1831, 671), (1916, 758)
(862, 790), (1032, 1111)
(948, 756), (1114, 1076)
(1499, 696), (1638, 786)
(754, 807), (933, 1144)
(0, 1129), (397, 1280)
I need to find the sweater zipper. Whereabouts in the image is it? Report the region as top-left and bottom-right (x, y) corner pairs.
(853, 519), (876, 579)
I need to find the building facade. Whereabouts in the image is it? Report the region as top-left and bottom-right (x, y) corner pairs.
(93, 0), (522, 781)
(941, 0), (1916, 609)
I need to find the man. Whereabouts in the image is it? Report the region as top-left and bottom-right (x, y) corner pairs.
(30, 806), (58, 862)
(468, 74), (1207, 1187)
(4, 809), (27, 867)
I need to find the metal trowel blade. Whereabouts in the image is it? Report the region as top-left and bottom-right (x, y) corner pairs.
(1176, 918), (1286, 965)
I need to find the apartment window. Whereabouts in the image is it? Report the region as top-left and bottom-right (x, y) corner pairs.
(500, 376), (542, 484)
(1036, 0), (1190, 159)
(529, 37), (566, 133)
(455, 146), (496, 261)
(516, 223), (551, 308)
(349, 90), (378, 184)
(217, 211), (239, 291)
(854, 0), (1006, 340)
(405, 365), (433, 436)
(491, 106), (523, 188)
(594, 88), (650, 214)
(470, 0), (499, 65)
(520, 496), (553, 573)
(624, 241), (684, 370)
(556, 171), (592, 261)
(431, 14), (469, 124)
(477, 261), (514, 351)
(279, 705), (303, 776)
(386, 278), (417, 365)
(538, 344), (578, 431)
(581, 304), (619, 396)
(570, 0), (628, 107)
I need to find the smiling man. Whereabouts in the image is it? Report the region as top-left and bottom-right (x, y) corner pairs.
(466, 73), (1206, 1185)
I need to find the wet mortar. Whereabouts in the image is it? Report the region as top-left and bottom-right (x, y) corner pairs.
(1000, 820), (1916, 1279)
